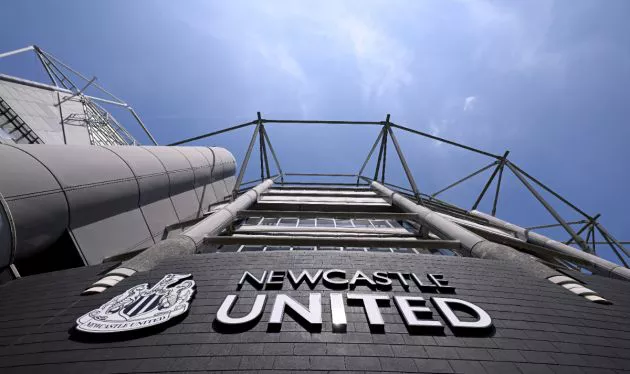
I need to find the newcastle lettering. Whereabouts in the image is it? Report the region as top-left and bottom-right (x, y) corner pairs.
(214, 269), (493, 335)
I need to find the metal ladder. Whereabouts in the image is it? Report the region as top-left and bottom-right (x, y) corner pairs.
(0, 96), (43, 144)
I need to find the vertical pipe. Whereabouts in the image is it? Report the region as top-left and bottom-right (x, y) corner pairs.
(55, 92), (67, 144)
(381, 129), (387, 183)
(491, 162), (505, 216)
(233, 113), (263, 197)
(373, 127), (385, 182)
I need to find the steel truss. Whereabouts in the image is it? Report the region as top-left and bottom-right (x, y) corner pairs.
(169, 113), (630, 270)
(0, 45), (157, 146)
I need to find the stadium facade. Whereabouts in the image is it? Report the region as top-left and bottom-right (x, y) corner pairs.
(0, 46), (629, 374)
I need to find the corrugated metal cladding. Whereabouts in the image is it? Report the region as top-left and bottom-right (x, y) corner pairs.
(0, 252), (629, 373)
(0, 144), (236, 269)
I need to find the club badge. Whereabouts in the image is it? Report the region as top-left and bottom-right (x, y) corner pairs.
(76, 273), (195, 333)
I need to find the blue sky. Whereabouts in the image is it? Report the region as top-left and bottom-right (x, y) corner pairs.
(1, 0), (629, 265)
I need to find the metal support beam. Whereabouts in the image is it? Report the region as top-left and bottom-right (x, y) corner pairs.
(527, 220), (588, 230)
(0, 45), (34, 59)
(492, 161), (505, 216)
(390, 123), (501, 159)
(39, 48), (127, 104)
(509, 162), (591, 219)
(261, 126), (271, 179)
(595, 225), (629, 267)
(284, 173), (357, 177)
(381, 115), (390, 183)
(238, 210), (420, 220)
(591, 224), (597, 255)
(53, 76), (97, 107)
(232, 113), (263, 199)
(387, 122), (421, 202)
(129, 107), (158, 145)
(472, 151), (509, 210)
(204, 235), (461, 249)
(168, 120), (256, 146)
(34, 48), (58, 87)
(470, 210), (630, 281)
(565, 216), (598, 245)
(431, 161), (497, 198)
(370, 180), (562, 280)
(373, 126), (386, 181)
(55, 92), (66, 144)
(596, 223), (630, 258)
(261, 126), (284, 184)
(258, 123), (265, 180)
(262, 119), (381, 125)
(357, 128), (385, 185)
(507, 162), (591, 253)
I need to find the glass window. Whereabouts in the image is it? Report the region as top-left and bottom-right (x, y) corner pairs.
(243, 217), (262, 226)
(401, 221), (417, 233)
(428, 248), (457, 256)
(317, 246), (340, 251)
(415, 248), (432, 254)
(438, 248), (457, 256)
(260, 218), (279, 226)
(368, 247), (393, 252)
(352, 219), (373, 228)
(278, 218), (298, 227)
(239, 245), (265, 252)
(393, 247), (416, 253)
(265, 246), (291, 251)
(292, 246), (315, 251)
(298, 218), (315, 227)
(217, 245), (240, 252)
(316, 218), (335, 228)
(335, 219), (354, 228)
(370, 220), (391, 228)
(344, 247), (366, 252)
(388, 220), (403, 228)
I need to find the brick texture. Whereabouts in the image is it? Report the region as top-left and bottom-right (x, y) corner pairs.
(1, 252), (630, 373)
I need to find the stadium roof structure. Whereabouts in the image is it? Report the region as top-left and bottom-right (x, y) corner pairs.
(0, 45), (627, 280)
(0, 45), (157, 146)
(168, 112), (630, 276)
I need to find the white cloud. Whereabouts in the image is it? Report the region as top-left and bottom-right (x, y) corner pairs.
(464, 96), (477, 111)
(173, 1), (414, 109)
(341, 17), (413, 101)
(462, 0), (566, 75)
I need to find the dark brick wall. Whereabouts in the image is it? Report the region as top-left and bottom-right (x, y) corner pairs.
(1, 252), (629, 373)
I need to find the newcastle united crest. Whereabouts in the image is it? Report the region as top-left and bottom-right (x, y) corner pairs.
(76, 274), (195, 333)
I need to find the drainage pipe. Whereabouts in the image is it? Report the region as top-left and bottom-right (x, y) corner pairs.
(470, 210), (630, 281)
(83, 177), (276, 294)
(370, 180), (561, 279)
(370, 181), (611, 303)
